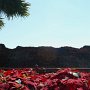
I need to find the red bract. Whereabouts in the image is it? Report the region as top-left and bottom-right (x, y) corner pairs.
(0, 68), (90, 90)
(3, 70), (12, 76)
(0, 83), (9, 89)
(61, 78), (88, 90)
(23, 80), (37, 89)
(21, 86), (30, 90)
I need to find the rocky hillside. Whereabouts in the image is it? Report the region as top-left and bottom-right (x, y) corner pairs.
(0, 44), (90, 68)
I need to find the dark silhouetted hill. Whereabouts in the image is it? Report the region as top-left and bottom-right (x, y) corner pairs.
(0, 44), (90, 68)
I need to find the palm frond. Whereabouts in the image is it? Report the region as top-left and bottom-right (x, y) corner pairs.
(0, 0), (30, 18)
(0, 19), (4, 29)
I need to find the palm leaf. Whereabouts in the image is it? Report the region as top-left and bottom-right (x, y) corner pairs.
(0, 0), (30, 18)
(0, 0), (30, 29)
(0, 19), (4, 29)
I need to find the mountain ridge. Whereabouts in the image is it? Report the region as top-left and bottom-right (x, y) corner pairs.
(0, 44), (90, 68)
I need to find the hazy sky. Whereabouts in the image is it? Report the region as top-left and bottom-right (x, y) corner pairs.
(0, 0), (90, 48)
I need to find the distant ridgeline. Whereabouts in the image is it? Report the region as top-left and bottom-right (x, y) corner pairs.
(0, 44), (90, 68)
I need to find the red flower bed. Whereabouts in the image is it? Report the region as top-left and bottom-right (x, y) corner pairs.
(0, 68), (90, 90)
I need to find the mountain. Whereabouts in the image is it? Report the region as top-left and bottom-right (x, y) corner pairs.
(0, 44), (90, 68)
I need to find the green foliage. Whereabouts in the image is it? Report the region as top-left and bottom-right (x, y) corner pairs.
(0, 19), (4, 29)
(0, 0), (30, 29)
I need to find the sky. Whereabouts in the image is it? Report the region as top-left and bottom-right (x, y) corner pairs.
(0, 0), (90, 49)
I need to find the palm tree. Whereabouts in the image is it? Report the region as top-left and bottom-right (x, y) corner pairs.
(0, 0), (30, 29)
